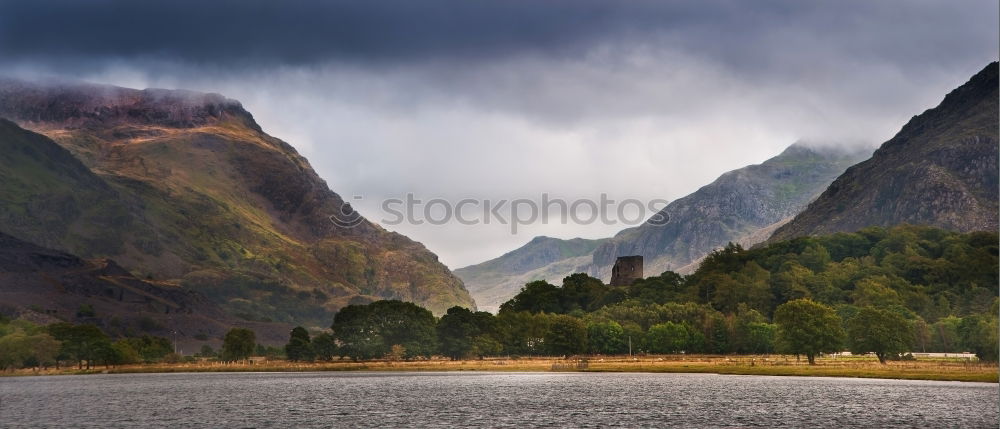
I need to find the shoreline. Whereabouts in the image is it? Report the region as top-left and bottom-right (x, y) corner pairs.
(4, 355), (996, 383)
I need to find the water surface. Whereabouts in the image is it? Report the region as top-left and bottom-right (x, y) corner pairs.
(1, 372), (996, 428)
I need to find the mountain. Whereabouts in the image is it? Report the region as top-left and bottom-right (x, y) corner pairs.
(0, 231), (289, 349)
(457, 144), (866, 310)
(455, 236), (607, 312)
(0, 79), (474, 326)
(0, 117), (134, 255)
(587, 143), (869, 280)
(769, 62), (999, 242)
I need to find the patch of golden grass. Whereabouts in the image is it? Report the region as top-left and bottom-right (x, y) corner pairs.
(7, 355), (996, 383)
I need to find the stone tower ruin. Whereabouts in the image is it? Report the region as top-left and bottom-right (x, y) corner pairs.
(610, 255), (643, 286)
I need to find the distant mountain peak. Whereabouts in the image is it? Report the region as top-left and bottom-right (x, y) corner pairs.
(0, 78), (262, 132)
(769, 62), (999, 241)
(587, 141), (869, 280)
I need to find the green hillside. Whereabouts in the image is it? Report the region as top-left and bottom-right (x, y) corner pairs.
(0, 81), (474, 327)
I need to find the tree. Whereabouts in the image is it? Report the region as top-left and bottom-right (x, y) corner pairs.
(958, 315), (999, 362)
(198, 344), (216, 358)
(0, 333), (60, 370)
(627, 271), (686, 305)
(733, 262), (774, 315)
(285, 326), (315, 362)
(388, 344), (406, 361)
(647, 322), (694, 354)
(27, 334), (61, 368)
(499, 281), (562, 314)
(437, 307), (478, 359)
(47, 323), (112, 369)
(470, 335), (503, 357)
(330, 304), (382, 360)
(331, 300), (438, 360)
(931, 316), (962, 352)
(771, 263), (814, 306)
(911, 318), (931, 353)
(709, 274), (743, 314)
(586, 321), (626, 355)
(121, 335), (172, 362)
(560, 273), (610, 312)
(221, 328), (256, 361)
(255, 344), (284, 358)
(111, 340), (141, 365)
(730, 305), (773, 354)
(498, 311), (550, 355)
(311, 332), (337, 361)
(851, 276), (902, 308)
(437, 306), (504, 359)
(773, 299), (844, 364)
(799, 242), (831, 272)
(701, 311), (729, 354)
(544, 315), (587, 356)
(744, 322), (776, 354)
(0, 333), (30, 370)
(845, 307), (913, 364)
(370, 300), (438, 359)
(620, 322), (646, 354)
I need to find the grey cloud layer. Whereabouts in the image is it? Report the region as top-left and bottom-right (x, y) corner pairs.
(1, 0), (995, 72)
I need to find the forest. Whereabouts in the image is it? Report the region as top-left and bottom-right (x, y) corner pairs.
(311, 225), (999, 363)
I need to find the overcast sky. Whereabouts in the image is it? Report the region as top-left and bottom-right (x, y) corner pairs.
(1, 0), (996, 268)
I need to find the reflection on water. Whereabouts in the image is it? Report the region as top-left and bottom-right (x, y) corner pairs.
(1, 372), (997, 428)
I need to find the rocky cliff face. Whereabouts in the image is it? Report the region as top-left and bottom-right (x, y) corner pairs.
(588, 143), (868, 280)
(769, 62), (999, 242)
(455, 236), (606, 312)
(0, 80), (474, 325)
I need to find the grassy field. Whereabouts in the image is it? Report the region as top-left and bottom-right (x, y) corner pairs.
(6, 355), (997, 382)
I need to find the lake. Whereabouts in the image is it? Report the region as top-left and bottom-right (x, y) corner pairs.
(1, 372), (996, 427)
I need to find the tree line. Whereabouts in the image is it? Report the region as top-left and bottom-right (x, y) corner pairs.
(0, 317), (179, 370)
(279, 226), (998, 364)
(0, 317), (284, 370)
(274, 296), (995, 365)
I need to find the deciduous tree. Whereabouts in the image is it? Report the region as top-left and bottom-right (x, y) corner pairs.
(221, 328), (256, 361)
(773, 299), (844, 364)
(331, 300), (437, 360)
(311, 332), (337, 361)
(586, 321), (626, 355)
(544, 315), (587, 356)
(285, 326), (315, 362)
(845, 307), (913, 364)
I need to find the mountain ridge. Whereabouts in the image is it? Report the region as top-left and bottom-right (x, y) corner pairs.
(0, 79), (475, 325)
(768, 62), (999, 241)
(587, 142), (870, 280)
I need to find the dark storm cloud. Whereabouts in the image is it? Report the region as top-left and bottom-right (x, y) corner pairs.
(1, 0), (993, 72)
(0, 0), (692, 64)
